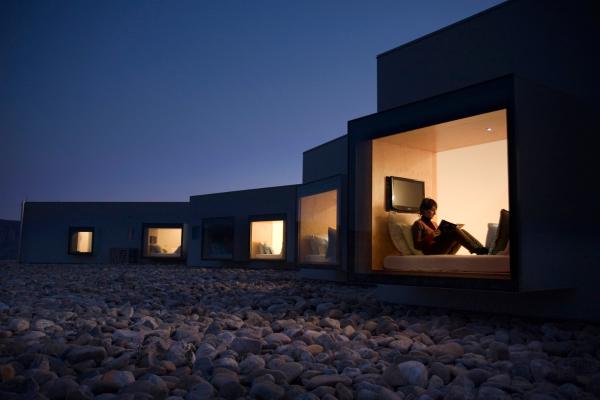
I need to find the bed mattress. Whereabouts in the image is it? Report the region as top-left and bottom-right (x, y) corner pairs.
(252, 254), (284, 260)
(383, 255), (509, 274)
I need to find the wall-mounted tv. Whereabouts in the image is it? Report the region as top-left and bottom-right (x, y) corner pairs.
(385, 176), (425, 213)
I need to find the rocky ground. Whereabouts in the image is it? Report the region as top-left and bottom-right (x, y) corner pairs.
(0, 262), (599, 400)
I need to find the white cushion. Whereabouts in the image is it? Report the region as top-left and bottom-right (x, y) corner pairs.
(388, 218), (410, 255)
(400, 224), (423, 255)
(388, 212), (423, 255)
(485, 223), (499, 252)
(309, 235), (328, 255)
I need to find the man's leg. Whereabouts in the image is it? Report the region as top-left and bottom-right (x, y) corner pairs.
(455, 228), (486, 254)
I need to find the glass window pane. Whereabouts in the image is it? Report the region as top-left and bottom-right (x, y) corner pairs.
(145, 227), (182, 257)
(76, 231), (93, 253)
(250, 220), (285, 260)
(299, 189), (338, 264)
(69, 229), (93, 254)
(202, 218), (234, 259)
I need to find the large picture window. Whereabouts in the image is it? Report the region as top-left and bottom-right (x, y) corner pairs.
(68, 227), (94, 255)
(364, 109), (510, 279)
(298, 189), (338, 264)
(143, 225), (183, 258)
(202, 217), (234, 260)
(250, 218), (285, 260)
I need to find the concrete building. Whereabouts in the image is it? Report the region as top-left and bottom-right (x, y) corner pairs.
(19, 0), (600, 320)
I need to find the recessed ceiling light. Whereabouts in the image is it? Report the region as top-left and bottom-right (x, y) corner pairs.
(486, 128), (493, 132)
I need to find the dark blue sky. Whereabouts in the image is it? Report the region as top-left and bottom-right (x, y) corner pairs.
(1, 0), (504, 220)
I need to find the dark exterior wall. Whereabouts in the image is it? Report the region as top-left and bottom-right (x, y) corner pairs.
(348, 74), (600, 320)
(377, 0), (600, 111)
(188, 185), (297, 267)
(303, 135), (348, 184)
(20, 202), (189, 264)
(0, 219), (20, 260)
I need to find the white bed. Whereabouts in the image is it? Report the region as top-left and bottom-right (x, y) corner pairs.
(383, 255), (509, 274)
(252, 254), (284, 260)
(303, 254), (333, 263)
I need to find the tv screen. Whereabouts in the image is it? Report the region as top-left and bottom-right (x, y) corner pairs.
(386, 176), (425, 213)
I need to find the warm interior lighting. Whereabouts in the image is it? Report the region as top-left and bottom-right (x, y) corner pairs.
(250, 220), (285, 259)
(70, 230), (93, 254)
(76, 231), (93, 253)
(299, 190), (338, 264)
(145, 227), (182, 257)
(370, 109), (509, 269)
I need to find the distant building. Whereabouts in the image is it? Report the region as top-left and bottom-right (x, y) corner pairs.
(20, 0), (600, 320)
(0, 219), (20, 260)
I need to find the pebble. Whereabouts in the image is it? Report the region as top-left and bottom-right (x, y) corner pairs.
(231, 337), (262, 354)
(250, 380), (285, 399)
(383, 360), (428, 388)
(101, 370), (135, 390)
(8, 318), (29, 332)
(66, 345), (107, 364)
(0, 262), (598, 400)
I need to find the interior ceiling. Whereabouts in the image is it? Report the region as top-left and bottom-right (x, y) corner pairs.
(378, 109), (507, 153)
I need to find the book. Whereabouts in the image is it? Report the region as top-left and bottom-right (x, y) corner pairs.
(438, 219), (464, 232)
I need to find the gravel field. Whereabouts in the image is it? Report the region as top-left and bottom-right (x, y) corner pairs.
(1, 262), (599, 400)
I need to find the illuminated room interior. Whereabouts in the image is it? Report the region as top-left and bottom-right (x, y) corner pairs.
(298, 189), (338, 264)
(144, 227), (182, 257)
(369, 109), (510, 278)
(70, 230), (93, 254)
(250, 220), (285, 259)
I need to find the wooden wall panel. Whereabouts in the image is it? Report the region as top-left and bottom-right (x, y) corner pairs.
(371, 141), (436, 269)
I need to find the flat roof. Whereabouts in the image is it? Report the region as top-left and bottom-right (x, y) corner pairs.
(377, 0), (510, 59)
(190, 183), (298, 200)
(303, 134), (347, 155)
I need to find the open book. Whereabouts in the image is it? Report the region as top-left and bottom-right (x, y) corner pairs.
(438, 219), (464, 232)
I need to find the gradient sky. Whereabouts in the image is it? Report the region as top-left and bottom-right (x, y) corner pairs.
(1, 0), (505, 220)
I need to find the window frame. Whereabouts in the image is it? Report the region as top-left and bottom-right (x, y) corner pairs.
(141, 223), (185, 260)
(347, 75), (517, 291)
(297, 175), (343, 268)
(201, 217), (235, 261)
(248, 213), (287, 261)
(67, 226), (95, 256)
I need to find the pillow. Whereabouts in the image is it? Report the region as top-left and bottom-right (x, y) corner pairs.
(309, 235), (328, 255)
(400, 224), (424, 255)
(149, 244), (162, 254)
(388, 217), (411, 255)
(326, 227), (337, 260)
(264, 244), (273, 254)
(485, 223), (499, 251)
(491, 209), (510, 255)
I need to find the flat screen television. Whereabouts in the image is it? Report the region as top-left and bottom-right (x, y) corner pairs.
(385, 176), (425, 213)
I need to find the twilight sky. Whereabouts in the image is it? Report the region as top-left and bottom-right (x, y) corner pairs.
(0, 0), (504, 220)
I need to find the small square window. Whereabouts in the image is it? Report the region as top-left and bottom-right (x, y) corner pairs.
(202, 217), (234, 260)
(68, 227), (94, 255)
(143, 225), (183, 258)
(250, 219), (285, 260)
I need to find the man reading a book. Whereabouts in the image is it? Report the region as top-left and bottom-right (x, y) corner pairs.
(412, 198), (488, 255)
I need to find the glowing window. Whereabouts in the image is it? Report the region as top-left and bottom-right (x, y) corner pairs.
(250, 220), (285, 260)
(298, 189), (338, 264)
(143, 226), (183, 258)
(68, 228), (94, 255)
